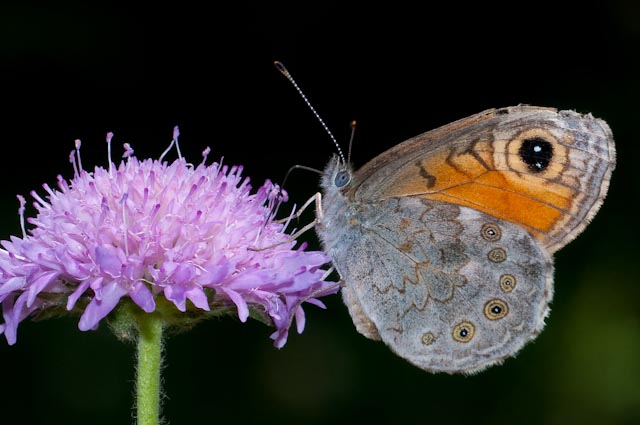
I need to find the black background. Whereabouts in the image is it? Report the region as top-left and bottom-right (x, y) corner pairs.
(0, 1), (638, 424)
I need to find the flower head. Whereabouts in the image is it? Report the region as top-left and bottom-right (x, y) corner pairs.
(0, 127), (337, 347)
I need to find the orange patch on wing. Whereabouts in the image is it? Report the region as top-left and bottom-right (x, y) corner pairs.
(428, 168), (572, 235)
(381, 148), (575, 237)
(474, 171), (573, 215)
(426, 184), (564, 236)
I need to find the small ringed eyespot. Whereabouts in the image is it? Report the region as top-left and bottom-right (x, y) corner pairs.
(488, 247), (507, 263)
(421, 332), (436, 346)
(499, 274), (516, 293)
(481, 223), (502, 242)
(484, 299), (509, 320)
(452, 321), (475, 343)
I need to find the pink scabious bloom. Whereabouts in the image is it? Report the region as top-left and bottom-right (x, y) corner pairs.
(0, 127), (337, 348)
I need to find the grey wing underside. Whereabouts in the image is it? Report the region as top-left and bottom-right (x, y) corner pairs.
(338, 197), (553, 374)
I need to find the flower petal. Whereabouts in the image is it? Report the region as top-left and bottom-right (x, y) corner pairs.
(130, 281), (155, 313)
(171, 263), (197, 285)
(0, 277), (26, 302)
(222, 288), (249, 322)
(270, 327), (289, 349)
(294, 305), (306, 334)
(2, 292), (41, 345)
(78, 280), (128, 331)
(196, 261), (230, 287)
(225, 272), (268, 291)
(186, 286), (209, 311)
(27, 270), (59, 307)
(164, 284), (187, 312)
(66, 278), (95, 310)
(95, 246), (122, 278)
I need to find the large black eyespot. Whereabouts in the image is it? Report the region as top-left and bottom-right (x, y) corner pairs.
(334, 170), (351, 188)
(518, 137), (553, 172)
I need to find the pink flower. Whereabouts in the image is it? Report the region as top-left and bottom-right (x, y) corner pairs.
(0, 127), (337, 348)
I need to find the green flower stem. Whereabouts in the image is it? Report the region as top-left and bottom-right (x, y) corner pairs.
(136, 313), (163, 425)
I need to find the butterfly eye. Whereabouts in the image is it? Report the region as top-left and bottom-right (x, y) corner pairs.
(334, 170), (351, 188)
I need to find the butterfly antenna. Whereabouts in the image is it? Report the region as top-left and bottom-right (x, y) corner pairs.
(274, 61), (347, 167)
(347, 120), (357, 165)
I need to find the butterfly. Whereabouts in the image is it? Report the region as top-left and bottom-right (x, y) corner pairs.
(275, 63), (615, 374)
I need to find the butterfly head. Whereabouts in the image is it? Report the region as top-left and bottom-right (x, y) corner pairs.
(321, 154), (354, 194)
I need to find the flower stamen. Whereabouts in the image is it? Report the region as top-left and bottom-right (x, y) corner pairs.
(30, 190), (50, 209)
(159, 126), (181, 162)
(75, 139), (83, 173)
(201, 146), (211, 165)
(106, 131), (114, 176)
(69, 149), (79, 178)
(16, 195), (26, 238)
(123, 143), (134, 159)
(173, 126), (182, 159)
(120, 192), (129, 256)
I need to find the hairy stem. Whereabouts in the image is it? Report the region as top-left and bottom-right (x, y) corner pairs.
(136, 313), (163, 425)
